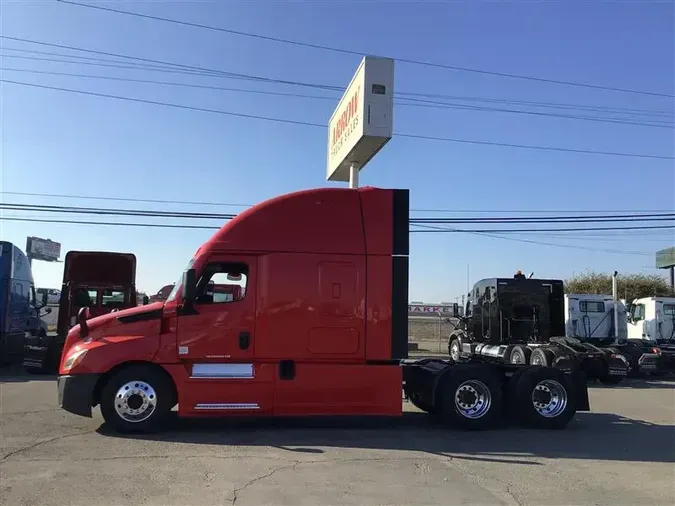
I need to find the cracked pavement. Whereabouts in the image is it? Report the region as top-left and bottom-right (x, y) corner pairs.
(1, 374), (674, 505)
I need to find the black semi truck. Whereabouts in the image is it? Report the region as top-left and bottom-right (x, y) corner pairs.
(447, 273), (629, 384)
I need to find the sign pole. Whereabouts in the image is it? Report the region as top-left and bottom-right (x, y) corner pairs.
(348, 164), (359, 189)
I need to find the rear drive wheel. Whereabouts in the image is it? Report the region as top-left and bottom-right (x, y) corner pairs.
(439, 364), (503, 430)
(508, 345), (531, 365)
(529, 348), (554, 367)
(510, 367), (577, 429)
(448, 338), (461, 362)
(100, 365), (175, 433)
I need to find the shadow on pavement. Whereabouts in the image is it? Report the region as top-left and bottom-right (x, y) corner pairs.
(0, 365), (55, 383)
(97, 411), (675, 465)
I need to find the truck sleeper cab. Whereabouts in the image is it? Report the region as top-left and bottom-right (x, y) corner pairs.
(57, 187), (590, 433)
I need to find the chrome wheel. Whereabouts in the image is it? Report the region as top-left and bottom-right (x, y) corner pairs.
(454, 380), (492, 419)
(531, 379), (568, 418)
(114, 380), (158, 423)
(511, 350), (525, 364)
(531, 352), (544, 366)
(450, 340), (461, 361)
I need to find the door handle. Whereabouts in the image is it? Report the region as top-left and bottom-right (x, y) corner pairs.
(238, 331), (250, 350)
(279, 360), (295, 380)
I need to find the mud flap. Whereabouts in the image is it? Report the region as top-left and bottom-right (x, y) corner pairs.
(570, 369), (590, 411)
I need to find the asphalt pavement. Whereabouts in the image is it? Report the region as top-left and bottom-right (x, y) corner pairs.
(1, 373), (674, 506)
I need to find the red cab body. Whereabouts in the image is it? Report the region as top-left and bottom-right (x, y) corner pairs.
(58, 187), (410, 419)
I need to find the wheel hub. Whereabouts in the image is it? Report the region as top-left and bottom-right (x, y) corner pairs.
(454, 380), (492, 419)
(532, 379), (568, 418)
(450, 342), (460, 361)
(114, 381), (158, 423)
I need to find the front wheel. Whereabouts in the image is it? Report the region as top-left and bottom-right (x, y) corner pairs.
(448, 338), (461, 362)
(100, 365), (175, 433)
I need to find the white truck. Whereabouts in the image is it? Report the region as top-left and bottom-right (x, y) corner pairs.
(624, 296), (675, 373)
(564, 289), (675, 376)
(565, 293), (627, 341)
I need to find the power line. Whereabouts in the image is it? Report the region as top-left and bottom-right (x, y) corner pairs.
(410, 224), (653, 256)
(0, 215), (655, 256)
(4, 78), (672, 161)
(0, 190), (251, 208)
(55, 0), (674, 98)
(410, 224), (674, 232)
(0, 215), (219, 230)
(3, 36), (672, 122)
(3, 65), (671, 129)
(0, 203), (237, 220)
(3, 190), (671, 215)
(414, 213), (675, 223)
(3, 202), (673, 224)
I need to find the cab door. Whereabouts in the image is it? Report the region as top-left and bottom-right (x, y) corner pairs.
(176, 256), (272, 415)
(176, 256), (256, 360)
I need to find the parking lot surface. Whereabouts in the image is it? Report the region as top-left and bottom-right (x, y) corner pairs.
(1, 373), (674, 506)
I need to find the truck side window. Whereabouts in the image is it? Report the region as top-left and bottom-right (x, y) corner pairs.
(11, 282), (24, 302)
(580, 301), (604, 313)
(664, 304), (675, 316)
(632, 304), (645, 321)
(102, 289), (126, 309)
(196, 263), (248, 304)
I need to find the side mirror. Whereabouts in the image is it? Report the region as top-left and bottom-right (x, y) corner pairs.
(142, 295), (149, 305)
(42, 307), (53, 315)
(182, 268), (197, 305)
(452, 303), (459, 318)
(77, 306), (90, 338)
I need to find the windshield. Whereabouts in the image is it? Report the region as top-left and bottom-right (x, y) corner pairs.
(165, 257), (195, 303)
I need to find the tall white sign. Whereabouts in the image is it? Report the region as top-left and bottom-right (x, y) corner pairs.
(327, 56), (395, 187)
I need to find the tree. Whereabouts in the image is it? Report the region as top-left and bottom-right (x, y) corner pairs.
(565, 271), (674, 302)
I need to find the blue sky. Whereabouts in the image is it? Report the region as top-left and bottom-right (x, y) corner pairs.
(1, 0), (673, 301)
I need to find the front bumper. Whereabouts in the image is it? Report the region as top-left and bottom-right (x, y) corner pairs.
(57, 374), (101, 418)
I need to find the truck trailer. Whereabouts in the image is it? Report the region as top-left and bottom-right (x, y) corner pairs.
(23, 250), (138, 374)
(447, 275), (628, 384)
(56, 187), (590, 433)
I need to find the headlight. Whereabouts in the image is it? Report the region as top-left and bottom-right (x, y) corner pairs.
(63, 349), (88, 371)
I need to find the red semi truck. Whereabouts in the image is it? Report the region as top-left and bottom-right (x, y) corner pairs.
(57, 187), (590, 433)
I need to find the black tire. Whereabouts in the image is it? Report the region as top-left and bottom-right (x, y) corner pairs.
(508, 345), (531, 365)
(438, 364), (503, 430)
(448, 338), (462, 362)
(529, 347), (554, 367)
(407, 392), (438, 414)
(100, 365), (175, 434)
(510, 367), (577, 430)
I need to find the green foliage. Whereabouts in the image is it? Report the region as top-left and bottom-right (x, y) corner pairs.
(565, 272), (674, 301)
